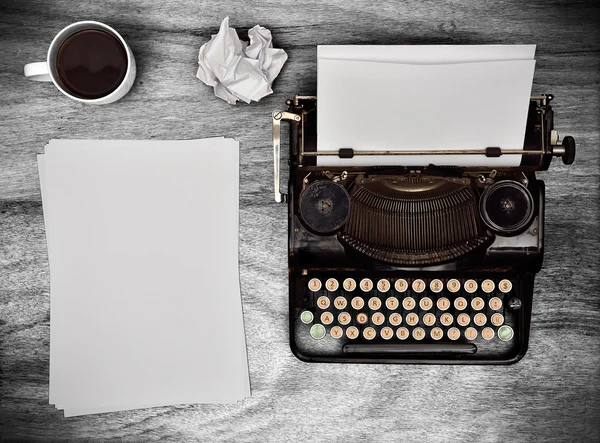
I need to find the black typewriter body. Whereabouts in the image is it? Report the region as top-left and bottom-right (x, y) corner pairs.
(273, 95), (575, 364)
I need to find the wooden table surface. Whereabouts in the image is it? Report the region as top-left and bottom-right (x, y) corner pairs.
(1, 0), (599, 441)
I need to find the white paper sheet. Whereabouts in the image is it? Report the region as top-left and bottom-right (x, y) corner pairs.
(58, 393), (245, 417)
(39, 139), (250, 415)
(318, 44), (536, 64)
(316, 57), (535, 167)
(42, 139), (240, 409)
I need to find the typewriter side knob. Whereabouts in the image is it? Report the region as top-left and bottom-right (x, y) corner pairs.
(480, 180), (535, 236)
(561, 136), (576, 165)
(551, 135), (576, 165)
(299, 181), (351, 234)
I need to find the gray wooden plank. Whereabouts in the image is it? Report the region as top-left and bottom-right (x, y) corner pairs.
(1, 0), (599, 441)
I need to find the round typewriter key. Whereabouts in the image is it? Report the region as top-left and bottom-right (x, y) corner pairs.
(474, 313), (487, 327)
(300, 310), (314, 324)
(320, 312), (334, 325)
(454, 297), (468, 311)
(430, 279), (443, 293)
(437, 297), (450, 311)
(440, 313), (453, 326)
(498, 325), (514, 341)
(471, 297), (485, 311)
(465, 327), (478, 340)
(412, 279), (426, 293)
(509, 297), (522, 310)
(406, 312), (419, 326)
(489, 297), (503, 311)
(381, 326), (394, 340)
(351, 297), (365, 310)
(499, 279), (513, 293)
(377, 279), (391, 293)
(447, 279), (461, 293)
(325, 278), (339, 292)
(419, 297), (433, 311)
(396, 327), (409, 340)
(423, 313), (436, 326)
(385, 296), (399, 310)
(372, 312), (385, 326)
(482, 327), (495, 340)
(363, 327), (376, 340)
(482, 279), (495, 293)
(457, 313), (470, 327)
(346, 326), (359, 339)
(317, 296), (330, 309)
(330, 326), (343, 339)
(360, 278), (373, 292)
(402, 297), (416, 310)
(395, 279), (408, 293)
(310, 324), (326, 340)
(368, 297), (382, 310)
(338, 312), (352, 326)
(308, 278), (321, 292)
(447, 327), (460, 341)
(491, 313), (504, 326)
(412, 327), (425, 340)
(343, 278), (357, 292)
(356, 312), (368, 324)
(431, 327), (443, 340)
(389, 313), (402, 326)
(333, 296), (347, 310)
(464, 279), (478, 293)
(338, 312), (351, 325)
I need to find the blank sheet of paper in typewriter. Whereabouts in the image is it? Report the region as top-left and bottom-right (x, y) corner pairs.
(318, 44), (535, 64)
(38, 139), (249, 415)
(317, 50), (536, 167)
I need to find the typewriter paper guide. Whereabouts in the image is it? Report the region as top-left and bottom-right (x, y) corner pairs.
(39, 139), (250, 416)
(317, 56), (536, 167)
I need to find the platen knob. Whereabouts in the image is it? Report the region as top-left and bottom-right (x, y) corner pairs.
(561, 136), (576, 165)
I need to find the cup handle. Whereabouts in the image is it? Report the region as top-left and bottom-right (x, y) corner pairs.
(24, 62), (52, 82)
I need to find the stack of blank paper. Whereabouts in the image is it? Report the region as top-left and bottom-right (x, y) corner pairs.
(38, 138), (250, 417)
(317, 45), (536, 167)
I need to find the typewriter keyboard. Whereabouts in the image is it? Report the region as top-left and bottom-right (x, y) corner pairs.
(299, 276), (518, 345)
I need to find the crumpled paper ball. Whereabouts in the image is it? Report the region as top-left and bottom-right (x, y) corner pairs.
(197, 17), (288, 104)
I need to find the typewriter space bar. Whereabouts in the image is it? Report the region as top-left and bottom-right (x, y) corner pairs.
(343, 343), (477, 354)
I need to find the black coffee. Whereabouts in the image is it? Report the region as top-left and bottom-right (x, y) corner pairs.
(56, 29), (128, 99)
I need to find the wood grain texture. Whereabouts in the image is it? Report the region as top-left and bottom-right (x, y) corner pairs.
(1, 0), (599, 441)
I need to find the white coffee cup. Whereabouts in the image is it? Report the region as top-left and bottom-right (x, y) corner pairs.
(24, 21), (136, 105)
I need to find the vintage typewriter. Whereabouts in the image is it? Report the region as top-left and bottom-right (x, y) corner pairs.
(272, 94), (575, 364)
